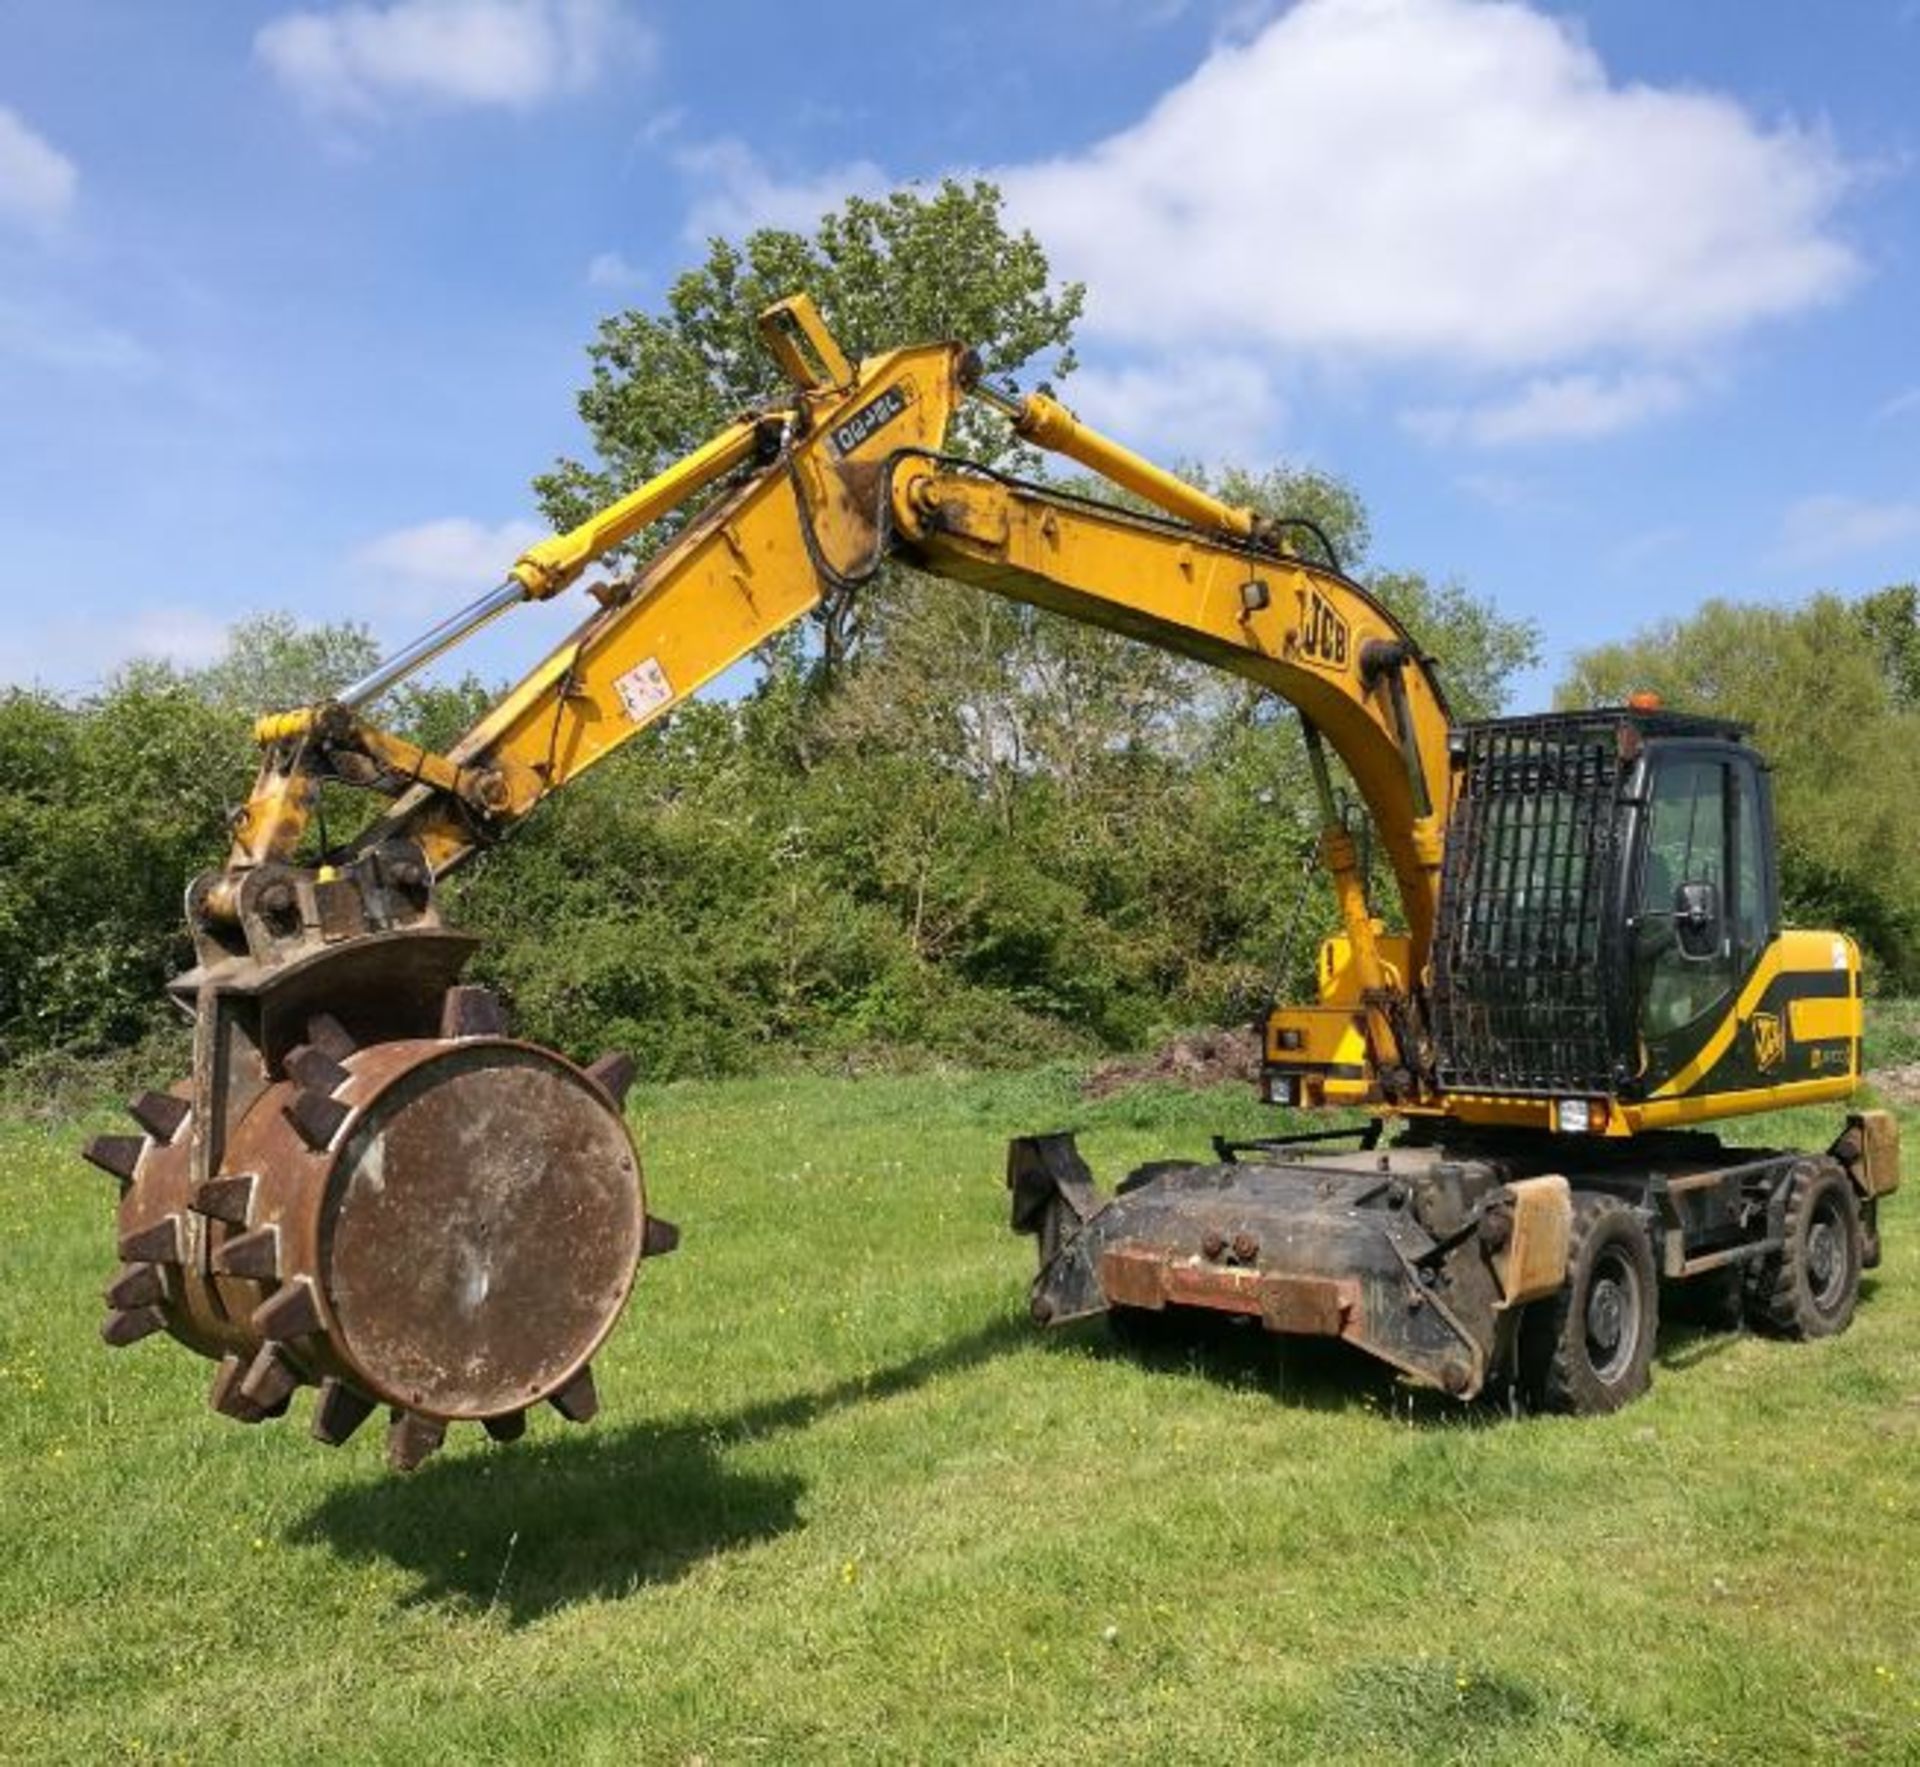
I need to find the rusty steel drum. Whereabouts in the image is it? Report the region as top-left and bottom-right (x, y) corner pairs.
(87, 978), (663, 1471)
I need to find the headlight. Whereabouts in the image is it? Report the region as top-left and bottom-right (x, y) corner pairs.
(1554, 1097), (1591, 1134)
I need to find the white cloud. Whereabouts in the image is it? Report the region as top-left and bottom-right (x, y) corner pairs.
(675, 137), (889, 243)
(1776, 493), (1920, 567)
(256, 0), (649, 116)
(1003, 0), (1855, 368)
(1880, 387), (1920, 421)
(1405, 369), (1694, 447)
(586, 249), (645, 290)
(1064, 353), (1280, 460)
(676, 1), (1857, 452)
(355, 516), (545, 598)
(0, 106), (77, 228)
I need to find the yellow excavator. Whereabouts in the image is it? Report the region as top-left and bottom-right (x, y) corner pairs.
(86, 296), (1897, 1467)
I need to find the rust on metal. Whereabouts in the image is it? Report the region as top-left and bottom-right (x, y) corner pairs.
(190, 1172), (256, 1226)
(89, 925), (648, 1469)
(251, 1277), (323, 1341)
(240, 1343), (303, 1411)
(311, 1379), (375, 1447)
(209, 1354), (266, 1423)
(129, 1091), (191, 1143)
(214, 1225), (281, 1281)
(547, 1364), (599, 1423)
(118, 1215), (183, 1265)
(84, 1135), (145, 1183)
(386, 1410), (446, 1472)
(104, 1264), (166, 1310)
(439, 984), (508, 1039)
(284, 1044), (350, 1094)
(101, 1306), (168, 1348)
(284, 1088), (350, 1151)
(586, 1050), (637, 1104)
(641, 1216), (680, 1258)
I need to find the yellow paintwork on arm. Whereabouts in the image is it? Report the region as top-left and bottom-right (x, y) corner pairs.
(1008, 391), (1264, 543)
(235, 298), (1451, 1110)
(508, 414), (769, 601)
(887, 464), (1452, 966)
(365, 343), (969, 872)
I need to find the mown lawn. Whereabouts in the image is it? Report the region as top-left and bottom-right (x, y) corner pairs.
(1, 1068), (1915, 1763)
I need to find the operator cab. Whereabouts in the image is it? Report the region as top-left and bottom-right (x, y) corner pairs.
(1423, 704), (1859, 1128)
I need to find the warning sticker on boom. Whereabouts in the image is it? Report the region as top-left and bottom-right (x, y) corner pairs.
(613, 656), (674, 723)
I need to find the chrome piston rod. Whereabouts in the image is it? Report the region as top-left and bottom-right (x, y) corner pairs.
(339, 579), (524, 711)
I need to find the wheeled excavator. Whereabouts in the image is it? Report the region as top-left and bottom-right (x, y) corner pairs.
(86, 296), (1899, 1467)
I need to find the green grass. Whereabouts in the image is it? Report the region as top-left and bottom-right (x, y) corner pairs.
(2, 1068), (1916, 1764)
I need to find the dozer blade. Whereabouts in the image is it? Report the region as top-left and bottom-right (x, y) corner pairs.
(88, 929), (674, 1466)
(1009, 1133), (1522, 1399)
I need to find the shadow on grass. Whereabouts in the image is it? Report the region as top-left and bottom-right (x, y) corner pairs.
(291, 1316), (1033, 1622)
(1043, 1310), (1497, 1429)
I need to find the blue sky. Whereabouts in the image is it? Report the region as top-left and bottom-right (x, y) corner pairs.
(1, 0), (1915, 707)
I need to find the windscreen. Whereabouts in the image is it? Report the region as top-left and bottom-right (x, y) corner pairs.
(1430, 717), (1631, 1095)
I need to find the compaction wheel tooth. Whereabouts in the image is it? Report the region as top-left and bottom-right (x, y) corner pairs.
(239, 1343), (302, 1412)
(128, 1090), (190, 1144)
(83, 1135), (146, 1184)
(641, 1215), (680, 1259)
(118, 1214), (183, 1265)
(482, 1410), (528, 1443)
(386, 1410), (447, 1473)
(101, 1305), (167, 1348)
(284, 1088), (350, 1151)
(104, 1263), (166, 1309)
(213, 1225), (280, 1281)
(251, 1277), (322, 1342)
(209, 1354), (266, 1424)
(311, 1379), (376, 1448)
(586, 1051), (637, 1106)
(284, 1044), (350, 1095)
(189, 1172), (256, 1228)
(305, 1012), (358, 1062)
(547, 1364), (599, 1424)
(440, 984), (509, 1040)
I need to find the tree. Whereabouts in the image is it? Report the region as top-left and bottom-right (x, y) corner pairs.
(1857, 584), (1920, 709)
(0, 617), (492, 1062)
(533, 178), (1083, 536)
(1560, 594), (1920, 987)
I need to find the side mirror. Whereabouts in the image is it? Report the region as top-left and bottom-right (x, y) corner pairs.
(1673, 880), (1720, 960)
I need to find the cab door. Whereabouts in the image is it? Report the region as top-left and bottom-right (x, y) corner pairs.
(1628, 745), (1774, 1092)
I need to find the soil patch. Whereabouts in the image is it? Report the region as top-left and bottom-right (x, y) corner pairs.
(1082, 1026), (1261, 1099)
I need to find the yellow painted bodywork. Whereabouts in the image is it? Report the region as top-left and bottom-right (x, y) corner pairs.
(1265, 928), (1413, 1107)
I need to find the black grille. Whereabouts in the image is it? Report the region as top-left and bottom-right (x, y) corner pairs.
(1431, 716), (1631, 1095)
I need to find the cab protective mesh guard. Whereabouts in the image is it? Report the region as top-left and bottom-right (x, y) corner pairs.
(1430, 715), (1631, 1095)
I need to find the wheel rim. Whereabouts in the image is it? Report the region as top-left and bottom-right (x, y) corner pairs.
(1584, 1245), (1643, 1384)
(1805, 1191), (1853, 1315)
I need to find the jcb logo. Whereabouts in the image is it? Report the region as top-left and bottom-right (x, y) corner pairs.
(1298, 588), (1350, 671)
(1750, 1011), (1784, 1073)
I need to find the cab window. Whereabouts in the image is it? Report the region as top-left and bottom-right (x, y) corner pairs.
(1634, 757), (1735, 1038)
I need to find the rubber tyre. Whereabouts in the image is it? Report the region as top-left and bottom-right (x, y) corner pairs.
(1744, 1161), (1862, 1339)
(1520, 1193), (1659, 1415)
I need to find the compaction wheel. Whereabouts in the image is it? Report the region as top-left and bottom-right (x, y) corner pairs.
(86, 964), (674, 1472)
